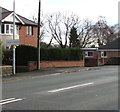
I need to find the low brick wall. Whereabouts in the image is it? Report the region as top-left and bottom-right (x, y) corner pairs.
(40, 61), (84, 68)
(16, 66), (28, 73)
(2, 61), (84, 74)
(1, 66), (12, 76)
(28, 61), (84, 71)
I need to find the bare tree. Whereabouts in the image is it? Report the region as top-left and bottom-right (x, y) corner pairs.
(92, 16), (118, 46)
(45, 12), (80, 48)
(77, 19), (96, 48)
(31, 15), (45, 42)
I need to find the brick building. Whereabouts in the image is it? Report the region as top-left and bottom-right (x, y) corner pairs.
(82, 48), (98, 67)
(98, 37), (120, 65)
(0, 7), (38, 49)
(82, 38), (120, 66)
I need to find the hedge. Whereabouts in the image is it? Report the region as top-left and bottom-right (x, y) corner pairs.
(2, 50), (12, 65)
(16, 45), (37, 66)
(3, 45), (83, 66)
(40, 48), (83, 61)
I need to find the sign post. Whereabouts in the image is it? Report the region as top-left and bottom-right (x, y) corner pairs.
(13, 0), (16, 75)
(6, 39), (19, 75)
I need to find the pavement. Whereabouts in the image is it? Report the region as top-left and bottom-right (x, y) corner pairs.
(2, 66), (100, 82)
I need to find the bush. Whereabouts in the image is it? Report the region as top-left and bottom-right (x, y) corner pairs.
(16, 45), (37, 66)
(2, 50), (12, 65)
(15, 45), (83, 66)
(41, 48), (64, 61)
(41, 48), (82, 61)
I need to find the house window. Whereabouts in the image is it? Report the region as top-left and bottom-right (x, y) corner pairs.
(1, 24), (5, 33)
(10, 24), (13, 34)
(0, 24), (19, 35)
(85, 51), (94, 57)
(26, 26), (33, 36)
(101, 51), (107, 58)
(6, 24), (9, 34)
(16, 26), (19, 35)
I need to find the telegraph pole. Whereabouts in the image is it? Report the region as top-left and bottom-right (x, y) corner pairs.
(13, 0), (16, 75)
(37, 0), (41, 70)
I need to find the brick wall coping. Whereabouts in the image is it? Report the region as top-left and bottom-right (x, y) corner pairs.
(0, 65), (12, 68)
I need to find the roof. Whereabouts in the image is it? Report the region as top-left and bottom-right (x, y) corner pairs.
(81, 48), (98, 51)
(0, 7), (12, 20)
(99, 38), (120, 50)
(0, 6), (37, 26)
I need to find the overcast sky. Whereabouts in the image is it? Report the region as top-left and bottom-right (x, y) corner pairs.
(1, 0), (119, 25)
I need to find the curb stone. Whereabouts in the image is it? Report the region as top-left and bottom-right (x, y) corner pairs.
(2, 67), (100, 82)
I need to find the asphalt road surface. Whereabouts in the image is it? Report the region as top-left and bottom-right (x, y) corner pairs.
(2, 66), (118, 110)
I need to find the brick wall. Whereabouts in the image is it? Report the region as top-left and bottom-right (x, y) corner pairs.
(107, 51), (120, 58)
(19, 26), (38, 47)
(98, 51), (120, 65)
(28, 61), (84, 71)
(40, 61), (84, 68)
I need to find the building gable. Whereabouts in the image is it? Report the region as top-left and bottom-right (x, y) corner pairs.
(2, 12), (25, 24)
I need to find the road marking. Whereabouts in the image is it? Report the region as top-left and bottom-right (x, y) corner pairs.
(0, 98), (15, 102)
(0, 98), (23, 105)
(48, 82), (94, 93)
(50, 73), (61, 76)
(42, 73), (61, 77)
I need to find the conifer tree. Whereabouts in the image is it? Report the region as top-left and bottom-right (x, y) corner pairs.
(69, 26), (80, 48)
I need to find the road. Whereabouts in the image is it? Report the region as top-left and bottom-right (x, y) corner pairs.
(2, 66), (118, 110)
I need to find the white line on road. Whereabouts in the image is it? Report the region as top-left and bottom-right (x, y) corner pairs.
(0, 98), (15, 102)
(50, 73), (61, 76)
(0, 98), (23, 105)
(48, 82), (94, 93)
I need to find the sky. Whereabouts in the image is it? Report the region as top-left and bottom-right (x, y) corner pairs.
(1, 0), (119, 25)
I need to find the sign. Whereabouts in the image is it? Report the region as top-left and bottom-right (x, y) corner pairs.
(6, 39), (20, 45)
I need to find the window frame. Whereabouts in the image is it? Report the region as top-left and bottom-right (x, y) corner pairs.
(26, 26), (33, 36)
(85, 51), (94, 57)
(101, 51), (107, 58)
(0, 24), (19, 35)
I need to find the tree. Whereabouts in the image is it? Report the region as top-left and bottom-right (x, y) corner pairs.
(31, 15), (45, 42)
(69, 26), (80, 48)
(78, 19), (96, 48)
(92, 16), (118, 46)
(45, 12), (80, 48)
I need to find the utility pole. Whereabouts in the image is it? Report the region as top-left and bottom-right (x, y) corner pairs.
(37, 0), (41, 70)
(13, 0), (16, 75)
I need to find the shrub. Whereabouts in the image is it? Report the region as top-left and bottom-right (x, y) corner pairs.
(16, 45), (83, 66)
(16, 45), (37, 66)
(2, 50), (12, 65)
(41, 48), (82, 61)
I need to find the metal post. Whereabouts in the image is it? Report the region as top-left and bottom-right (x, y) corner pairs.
(37, 0), (41, 70)
(83, 52), (85, 67)
(13, 0), (16, 75)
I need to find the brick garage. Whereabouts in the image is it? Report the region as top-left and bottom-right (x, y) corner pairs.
(98, 38), (120, 65)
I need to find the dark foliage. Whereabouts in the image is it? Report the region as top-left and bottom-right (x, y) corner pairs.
(2, 50), (12, 65)
(16, 45), (37, 66)
(4, 45), (83, 66)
